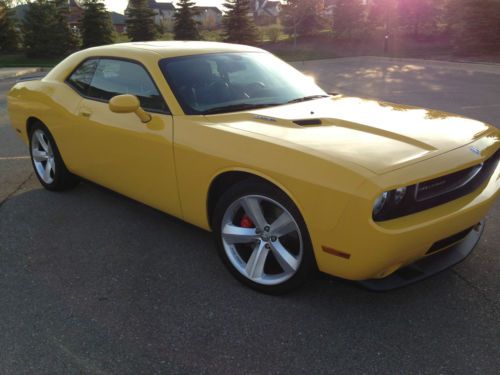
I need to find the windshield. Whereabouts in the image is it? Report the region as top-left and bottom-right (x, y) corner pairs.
(159, 52), (327, 115)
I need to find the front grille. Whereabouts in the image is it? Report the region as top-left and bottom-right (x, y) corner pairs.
(374, 149), (499, 221)
(413, 149), (499, 211)
(426, 226), (473, 254)
(415, 163), (484, 201)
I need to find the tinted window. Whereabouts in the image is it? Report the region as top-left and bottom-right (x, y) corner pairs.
(87, 59), (168, 113)
(160, 52), (326, 115)
(67, 59), (98, 95)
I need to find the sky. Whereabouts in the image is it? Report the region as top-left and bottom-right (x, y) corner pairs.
(104, 0), (226, 14)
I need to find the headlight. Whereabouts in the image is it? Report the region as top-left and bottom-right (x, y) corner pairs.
(373, 191), (389, 216)
(372, 186), (411, 221)
(394, 187), (407, 204)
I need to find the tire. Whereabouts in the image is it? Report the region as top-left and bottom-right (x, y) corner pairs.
(212, 179), (316, 294)
(29, 121), (79, 191)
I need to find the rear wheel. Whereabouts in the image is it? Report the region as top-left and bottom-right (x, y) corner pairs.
(29, 122), (79, 191)
(212, 180), (316, 294)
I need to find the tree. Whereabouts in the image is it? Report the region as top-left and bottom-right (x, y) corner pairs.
(0, 0), (19, 52)
(23, 0), (76, 57)
(281, 0), (325, 38)
(333, 0), (366, 39)
(126, 0), (156, 41)
(80, 0), (114, 48)
(173, 0), (200, 40)
(222, 0), (258, 44)
(451, 0), (500, 55)
(397, 0), (438, 38)
(367, 0), (398, 30)
(23, 0), (52, 57)
(53, 0), (78, 53)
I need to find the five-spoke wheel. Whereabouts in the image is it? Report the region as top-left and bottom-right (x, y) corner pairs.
(221, 195), (302, 285)
(29, 122), (79, 191)
(31, 129), (56, 184)
(213, 180), (315, 293)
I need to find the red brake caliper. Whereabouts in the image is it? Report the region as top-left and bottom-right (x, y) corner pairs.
(240, 214), (255, 228)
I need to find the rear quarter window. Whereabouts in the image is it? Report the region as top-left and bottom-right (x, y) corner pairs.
(66, 59), (98, 95)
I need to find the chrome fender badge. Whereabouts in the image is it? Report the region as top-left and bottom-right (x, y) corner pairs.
(469, 146), (481, 156)
(254, 115), (277, 122)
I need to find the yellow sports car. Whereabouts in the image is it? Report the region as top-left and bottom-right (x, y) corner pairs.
(8, 42), (500, 293)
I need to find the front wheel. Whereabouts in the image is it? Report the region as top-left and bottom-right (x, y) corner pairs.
(212, 180), (316, 294)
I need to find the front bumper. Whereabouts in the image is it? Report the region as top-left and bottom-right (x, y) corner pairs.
(358, 220), (484, 291)
(310, 142), (499, 282)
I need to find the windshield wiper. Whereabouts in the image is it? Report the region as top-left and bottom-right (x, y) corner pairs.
(202, 103), (281, 115)
(286, 94), (330, 104)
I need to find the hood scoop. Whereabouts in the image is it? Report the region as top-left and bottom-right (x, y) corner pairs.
(293, 119), (322, 126)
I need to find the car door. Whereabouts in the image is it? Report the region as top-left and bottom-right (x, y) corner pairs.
(66, 57), (181, 217)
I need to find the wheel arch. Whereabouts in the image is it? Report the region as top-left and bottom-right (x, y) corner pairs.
(26, 116), (43, 136)
(206, 169), (303, 230)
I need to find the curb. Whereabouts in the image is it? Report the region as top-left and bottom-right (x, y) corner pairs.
(0, 67), (45, 81)
(292, 56), (500, 75)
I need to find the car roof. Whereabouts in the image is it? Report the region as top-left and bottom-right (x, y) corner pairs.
(44, 41), (267, 85)
(88, 41), (265, 59)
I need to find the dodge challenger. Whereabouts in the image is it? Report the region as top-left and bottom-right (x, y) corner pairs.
(7, 41), (500, 293)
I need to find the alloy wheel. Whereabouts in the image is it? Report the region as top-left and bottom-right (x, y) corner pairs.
(221, 195), (303, 285)
(31, 129), (56, 184)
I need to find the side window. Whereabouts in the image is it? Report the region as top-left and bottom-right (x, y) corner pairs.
(67, 59), (98, 95)
(87, 59), (168, 113)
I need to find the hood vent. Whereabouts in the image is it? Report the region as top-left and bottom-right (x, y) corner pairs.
(293, 119), (322, 126)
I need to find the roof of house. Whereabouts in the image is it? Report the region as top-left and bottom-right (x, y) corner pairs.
(193, 6), (223, 14)
(265, 1), (281, 8)
(255, 0), (281, 9)
(147, 0), (175, 11)
(110, 12), (126, 25)
(13, 4), (28, 20)
(69, 0), (83, 7)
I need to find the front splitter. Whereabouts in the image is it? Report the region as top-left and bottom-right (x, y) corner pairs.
(359, 220), (485, 291)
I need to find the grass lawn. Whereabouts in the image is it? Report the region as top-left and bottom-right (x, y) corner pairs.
(262, 31), (458, 62)
(2, 32), (498, 70)
(265, 44), (338, 61)
(0, 54), (61, 68)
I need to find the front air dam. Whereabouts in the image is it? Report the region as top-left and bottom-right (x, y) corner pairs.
(359, 220), (485, 291)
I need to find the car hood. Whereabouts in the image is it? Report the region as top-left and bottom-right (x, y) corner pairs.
(209, 96), (498, 174)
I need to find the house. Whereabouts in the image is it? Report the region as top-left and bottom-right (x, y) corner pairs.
(193, 6), (223, 30)
(126, 1), (176, 30)
(148, 0), (175, 27)
(322, 0), (372, 19)
(13, 1), (125, 34)
(253, 0), (282, 25)
(68, 0), (84, 30)
(69, 0), (126, 34)
(110, 12), (126, 34)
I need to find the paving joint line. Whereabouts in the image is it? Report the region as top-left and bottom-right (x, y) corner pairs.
(0, 172), (34, 211)
(451, 268), (499, 313)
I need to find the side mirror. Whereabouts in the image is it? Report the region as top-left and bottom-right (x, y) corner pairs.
(109, 94), (151, 123)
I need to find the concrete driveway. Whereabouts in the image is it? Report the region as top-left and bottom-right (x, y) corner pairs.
(292, 56), (500, 126)
(0, 57), (499, 374)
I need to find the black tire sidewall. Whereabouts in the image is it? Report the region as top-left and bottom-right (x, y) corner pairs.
(28, 122), (77, 191)
(212, 179), (316, 294)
